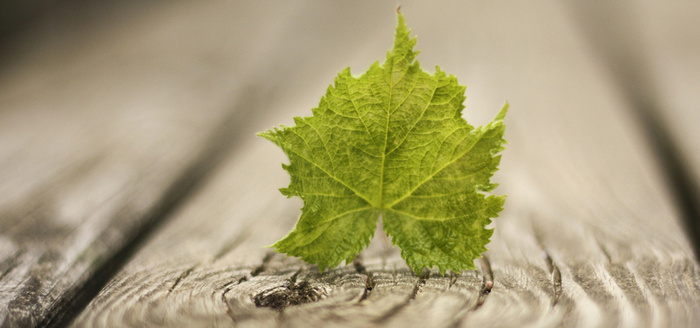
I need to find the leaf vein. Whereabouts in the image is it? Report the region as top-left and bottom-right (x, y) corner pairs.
(387, 128), (488, 208)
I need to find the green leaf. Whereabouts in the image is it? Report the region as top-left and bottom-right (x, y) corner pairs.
(259, 13), (507, 275)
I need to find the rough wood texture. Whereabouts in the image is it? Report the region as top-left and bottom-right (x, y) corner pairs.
(0, 2), (285, 326)
(71, 1), (700, 327)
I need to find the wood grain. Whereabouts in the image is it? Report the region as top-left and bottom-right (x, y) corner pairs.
(0, 1), (305, 326)
(566, 0), (700, 264)
(71, 1), (700, 327)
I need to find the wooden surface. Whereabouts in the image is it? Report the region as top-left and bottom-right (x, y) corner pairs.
(0, 2), (280, 326)
(1, 1), (699, 327)
(566, 0), (700, 257)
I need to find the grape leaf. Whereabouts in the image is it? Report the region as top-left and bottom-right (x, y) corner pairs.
(259, 13), (507, 275)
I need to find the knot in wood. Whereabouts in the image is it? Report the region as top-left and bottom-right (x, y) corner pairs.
(253, 280), (325, 312)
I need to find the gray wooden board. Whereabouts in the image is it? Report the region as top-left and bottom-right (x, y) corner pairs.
(0, 1), (309, 326)
(567, 1), (700, 179)
(71, 1), (700, 327)
(565, 0), (700, 258)
(643, 1), (700, 181)
(629, 1), (700, 246)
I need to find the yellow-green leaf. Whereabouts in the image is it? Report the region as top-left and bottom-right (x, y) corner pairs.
(259, 13), (507, 275)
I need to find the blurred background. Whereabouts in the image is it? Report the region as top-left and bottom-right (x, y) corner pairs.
(1, 0), (698, 243)
(1, 1), (699, 326)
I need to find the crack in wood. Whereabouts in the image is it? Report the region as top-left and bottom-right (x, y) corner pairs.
(475, 255), (493, 310)
(450, 256), (496, 327)
(359, 274), (375, 303)
(288, 268), (301, 286)
(542, 250), (563, 306)
(552, 264), (562, 306)
(219, 253), (278, 324)
(167, 266), (196, 296)
(410, 271), (428, 301)
(253, 252), (275, 277)
(447, 271), (458, 289)
(533, 227), (564, 307)
(238, 252), (275, 284)
(353, 257), (375, 302)
(221, 284), (238, 325)
(373, 269), (429, 323)
(596, 240), (613, 263)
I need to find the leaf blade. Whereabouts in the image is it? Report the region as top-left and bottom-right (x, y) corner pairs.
(261, 13), (507, 274)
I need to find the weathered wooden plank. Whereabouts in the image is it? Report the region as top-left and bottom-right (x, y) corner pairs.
(566, 1), (700, 257)
(642, 1), (700, 180)
(72, 1), (700, 327)
(630, 1), (700, 255)
(0, 1), (307, 327)
(567, 1), (700, 175)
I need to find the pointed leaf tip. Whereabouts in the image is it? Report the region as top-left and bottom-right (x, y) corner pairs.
(397, 10), (405, 28)
(390, 11), (417, 64)
(496, 102), (509, 121)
